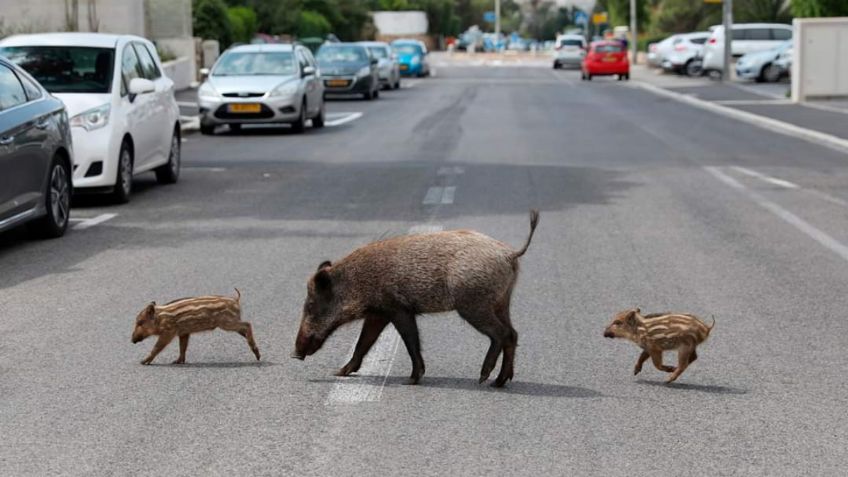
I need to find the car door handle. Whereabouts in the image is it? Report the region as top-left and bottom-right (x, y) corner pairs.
(0, 136), (13, 146)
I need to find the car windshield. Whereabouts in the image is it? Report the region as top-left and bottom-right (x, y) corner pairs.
(393, 44), (421, 55)
(317, 46), (367, 63)
(213, 52), (295, 76)
(0, 46), (114, 93)
(368, 47), (388, 59)
(595, 44), (623, 53)
(559, 39), (583, 47)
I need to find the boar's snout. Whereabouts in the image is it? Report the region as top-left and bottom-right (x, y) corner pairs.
(293, 333), (323, 360)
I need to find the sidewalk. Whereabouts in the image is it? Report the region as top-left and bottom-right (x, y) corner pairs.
(631, 64), (848, 142)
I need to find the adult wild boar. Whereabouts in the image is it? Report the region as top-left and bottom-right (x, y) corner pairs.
(292, 210), (539, 388)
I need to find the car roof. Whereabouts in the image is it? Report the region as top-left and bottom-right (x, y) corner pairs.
(711, 23), (792, 30)
(0, 32), (145, 48)
(557, 34), (585, 40)
(391, 39), (421, 45)
(226, 43), (295, 53)
(358, 41), (390, 48)
(320, 42), (366, 49)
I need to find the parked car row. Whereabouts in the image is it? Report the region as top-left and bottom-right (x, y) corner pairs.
(647, 23), (793, 82)
(0, 32), (182, 239)
(196, 39), (429, 136)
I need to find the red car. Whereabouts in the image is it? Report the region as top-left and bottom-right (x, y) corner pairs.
(581, 41), (630, 81)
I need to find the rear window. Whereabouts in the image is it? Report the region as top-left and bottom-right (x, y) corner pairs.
(690, 37), (707, 45)
(772, 28), (792, 41)
(559, 39), (583, 48)
(747, 28), (771, 41)
(594, 44), (623, 53)
(0, 46), (114, 93)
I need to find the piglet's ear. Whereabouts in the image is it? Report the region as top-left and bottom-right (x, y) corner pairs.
(317, 260), (332, 272)
(314, 269), (332, 295)
(145, 302), (156, 320)
(626, 309), (638, 323)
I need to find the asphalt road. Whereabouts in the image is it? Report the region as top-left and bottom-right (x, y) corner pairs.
(3, 64), (848, 476)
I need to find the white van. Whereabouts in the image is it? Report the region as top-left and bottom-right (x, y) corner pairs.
(702, 23), (792, 73)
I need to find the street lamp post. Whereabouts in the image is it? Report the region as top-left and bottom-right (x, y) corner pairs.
(630, 0), (637, 65)
(723, 0), (733, 81)
(495, 0), (501, 41)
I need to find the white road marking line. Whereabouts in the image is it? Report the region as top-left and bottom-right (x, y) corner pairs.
(802, 101), (848, 116)
(731, 166), (799, 189)
(422, 186), (456, 205)
(326, 223), (443, 404)
(72, 213), (117, 230)
(177, 101), (198, 108)
(430, 68), (437, 77)
(437, 166), (465, 175)
(705, 166), (848, 262)
(182, 166), (226, 172)
(403, 80), (420, 88)
(324, 112), (363, 127)
(715, 99), (792, 106)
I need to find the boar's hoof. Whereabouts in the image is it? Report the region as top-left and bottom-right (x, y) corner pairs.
(172, 359), (185, 365)
(141, 359), (152, 365)
(404, 377), (420, 385)
(478, 376), (488, 384)
(335, 367), (353, 377)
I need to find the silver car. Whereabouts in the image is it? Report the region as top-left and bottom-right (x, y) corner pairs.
(197, 43), (325, 135)
(735, 41), (792, 83)
(358, 41), (400, 90)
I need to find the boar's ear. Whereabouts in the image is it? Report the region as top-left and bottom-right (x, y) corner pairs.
(314, 269), (333, 296)
(317, 260), (332, 272)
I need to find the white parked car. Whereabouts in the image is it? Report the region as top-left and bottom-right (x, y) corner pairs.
(661, 32), (710, 76)
(701, 23), (792, 73)
(358, 41), (400, 90)
(647, 35), (680, 68)
(735, 41), (792, 82)
(0, 33), (181, 203)
(552, 34), (587, 69)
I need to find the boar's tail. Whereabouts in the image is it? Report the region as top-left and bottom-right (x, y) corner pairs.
(513, 209), (540, 259)
(234, 288), (241, 302)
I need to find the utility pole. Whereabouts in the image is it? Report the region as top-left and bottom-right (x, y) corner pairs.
(630, 0), (637, 64)
(722, 0), (733, 81)
(495, 0), (501, 41)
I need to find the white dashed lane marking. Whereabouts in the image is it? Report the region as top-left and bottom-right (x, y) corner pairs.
(323, 112), (363, 127)
(422, 186), (456, 205)
(70, 213), (118, 230)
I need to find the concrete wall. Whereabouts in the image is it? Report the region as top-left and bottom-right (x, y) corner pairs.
(0, 0), (145, 36)
(144, 0), (191, 39)
(372, 11), (428, 36)
(792, 17), (848, 101)
(162, 56), (193, 90)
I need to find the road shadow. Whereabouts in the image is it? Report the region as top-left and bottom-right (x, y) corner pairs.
(636, 379), (747, 395)
(146, 361), (276, 368)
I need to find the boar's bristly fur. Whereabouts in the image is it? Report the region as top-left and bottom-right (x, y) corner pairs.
(293, 210), (540, 388)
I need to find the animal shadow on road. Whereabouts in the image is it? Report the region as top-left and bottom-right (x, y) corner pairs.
(374, 375), (603, 398)
(147, 361), (277, 369)
(636, 379), (747, 395)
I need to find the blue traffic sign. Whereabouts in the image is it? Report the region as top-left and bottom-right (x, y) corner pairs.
(483, 11), (496, 23)
(574, 11), (589, 24)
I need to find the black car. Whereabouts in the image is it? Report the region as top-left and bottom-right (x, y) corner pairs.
(0, 56), (73, 238)
(316, 43), (380, 100)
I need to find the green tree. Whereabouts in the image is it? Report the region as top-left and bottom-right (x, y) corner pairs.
(598, 0), (650, 29)
(791, 0), (848, 17)
(736, 0), (792, 22)
(228, 6), (258, 43)
(297, 10), (332, 37)
(193, 0), (234, 47)
(652, 0), (720, 33)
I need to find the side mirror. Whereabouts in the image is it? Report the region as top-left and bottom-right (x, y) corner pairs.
(128, 77), (155, 95)
(370, 58), (378, 66)
(199, 68), (210, 80)
(302, 65), (315, 77)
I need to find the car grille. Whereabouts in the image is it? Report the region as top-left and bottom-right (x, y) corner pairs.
(214, 104), (275, 119)
(221, 92), (265, 98)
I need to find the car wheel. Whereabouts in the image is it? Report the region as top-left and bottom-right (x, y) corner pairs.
(624, 73), (630, 80)
(685, 59), (703, 77)
(374, 88), (380, 99)
(110, 141), (133, 204)
(553, 62), (560, 69)
(364, 88), (375, 100)
(312, 102), (325, 128)
(291, 99), (307, 133)
(394, 77), (401, 89)
(617, 75), (623, 81)
(200, 122), (215, 135)
(155, 127), (180, 185)
(762, 64), (781, 83)
(587, 74), (593, 81)
(31, 154), (71, 238)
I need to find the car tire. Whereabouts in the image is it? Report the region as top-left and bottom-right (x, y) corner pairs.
(31, 154), (71, 239)
(762, 64), (781, 83)
(364, 88), (375, 100)
(110, 141), (133, 204)
(155, 127), (180, 185)
(624, 73), (630, 80)
(200, 122), (215, 135)
(394, 77), (401, 89)
(587, 74), (593, 81)
(312, 102), (325, 128)
(374, 88), (380, 99)
(685, 59), (703, 77)
(292, 99), (307, 133)
(553, 62), (560, 69)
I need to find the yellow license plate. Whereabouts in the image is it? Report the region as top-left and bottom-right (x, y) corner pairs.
(326, 79), (349, 87)
(400, 64), (409, 70)
(228, 103), (261, 113)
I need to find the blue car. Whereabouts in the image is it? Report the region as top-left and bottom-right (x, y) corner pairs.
(391, 40), (430, 77)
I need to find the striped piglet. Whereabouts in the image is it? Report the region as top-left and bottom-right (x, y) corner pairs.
(131, 289), (260, 365)
(604, 308), (714, 383)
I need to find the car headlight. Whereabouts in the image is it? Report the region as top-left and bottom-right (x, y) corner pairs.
(411, 56), (421, 65)
(356, 66), (371, 78)
(198, 82), (220, 101)
(270, 81), (299, 97)
(70, 103), (110, 131)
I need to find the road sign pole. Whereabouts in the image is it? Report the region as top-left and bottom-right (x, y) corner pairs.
(495, 0), (501, 41)
(722, 0), (733, 81)
(630, 0), (637, 65)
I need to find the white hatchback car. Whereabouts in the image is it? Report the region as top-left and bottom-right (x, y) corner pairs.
(701, 24), (793, 74)
(0, 33), (181, 203)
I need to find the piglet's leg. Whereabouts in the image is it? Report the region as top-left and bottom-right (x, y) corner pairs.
(337, 313), (390, 377)
(142, 335), (174, 365)
(666, 347), (694, 384)
(634, 351), (650, 375)
(650, 350), (676, 373)
(172, 335), (189, 364)
(221, 321), (261, 361)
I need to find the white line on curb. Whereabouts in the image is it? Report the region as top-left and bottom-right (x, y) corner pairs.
(325, 224), (445, 404)
(632, 81), (848, 155)
(72, 213), (117, 230)
(715, 99), (792, 106)
(731, 166), (799, 189)
(324, 112), (363, 127)
(705, 167), (848, 262)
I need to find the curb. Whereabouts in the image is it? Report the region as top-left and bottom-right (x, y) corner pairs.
(631, 81), (848, 155)
(180, 115), (199, 133)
